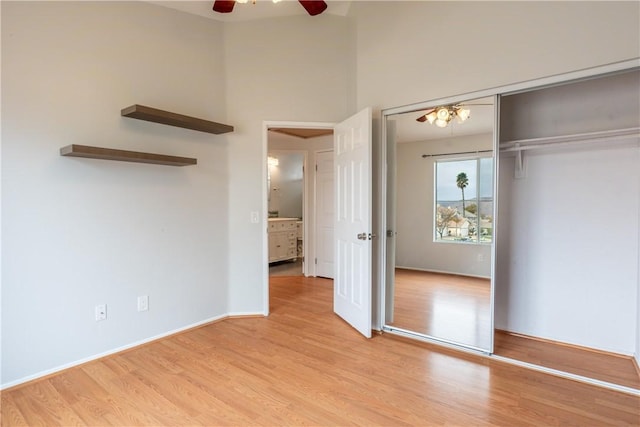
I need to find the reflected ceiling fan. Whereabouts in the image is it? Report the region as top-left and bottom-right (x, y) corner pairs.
(213, 0), (328, 16)
(416, 103), (492, 128)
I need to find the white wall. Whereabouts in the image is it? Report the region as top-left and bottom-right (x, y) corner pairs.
(224, 16), (352, 314)
(496, 144), (639, 354)
(1, 2), (229, 386)
(495, 71), (640, 355)
(395, 134), (493, 278)
(354, 1), (640, 110)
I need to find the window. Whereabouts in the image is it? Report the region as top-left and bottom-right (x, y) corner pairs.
(434, 157), (493, 243)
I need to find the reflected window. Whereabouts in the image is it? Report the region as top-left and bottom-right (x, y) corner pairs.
(434, 157), (493, 243)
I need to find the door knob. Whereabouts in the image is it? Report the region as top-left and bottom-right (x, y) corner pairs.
(357, 233), (367, 240)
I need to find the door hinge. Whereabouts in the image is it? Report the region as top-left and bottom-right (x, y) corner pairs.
(315, 164), (318, 171)
(315, 258), (318, 265)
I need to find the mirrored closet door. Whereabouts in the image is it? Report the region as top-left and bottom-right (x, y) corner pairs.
(383, 95), (497, 353)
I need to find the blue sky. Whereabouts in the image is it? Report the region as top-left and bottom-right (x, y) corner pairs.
(435, 158), (493, 200)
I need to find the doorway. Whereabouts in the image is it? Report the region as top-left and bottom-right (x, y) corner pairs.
(262, 109), (374, 339)
(263, 122), (335, 312)
(267, 149), (306, 278)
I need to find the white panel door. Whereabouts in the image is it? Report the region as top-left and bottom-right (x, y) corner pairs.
(315, 150), (334, 278)
(334, 108), (372, 338)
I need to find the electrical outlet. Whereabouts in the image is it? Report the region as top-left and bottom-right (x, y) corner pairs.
(137, 295), (149, 312)
(95, 304), (107, 321)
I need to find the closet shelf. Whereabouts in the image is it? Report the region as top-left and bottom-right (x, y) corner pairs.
(60, 144), (197, 167)
(121, 104), (234, 135)
(500, 127), (640, 152)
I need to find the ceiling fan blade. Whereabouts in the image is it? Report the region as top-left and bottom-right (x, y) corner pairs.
(416, 109), (435, 122)
(298, 0), (328, 16)
(213, 0), (236, 13)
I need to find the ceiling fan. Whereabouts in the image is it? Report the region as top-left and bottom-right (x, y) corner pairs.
(416, 103), (492, 128)
(213, 1), (328, 16)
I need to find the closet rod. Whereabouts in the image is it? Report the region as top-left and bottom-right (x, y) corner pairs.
(500, 127), (640, 152)
(421, 149), (492, 158)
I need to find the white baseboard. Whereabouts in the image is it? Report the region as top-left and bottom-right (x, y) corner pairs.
(1, 313), (228, 390)
(227, 311), (266, 317)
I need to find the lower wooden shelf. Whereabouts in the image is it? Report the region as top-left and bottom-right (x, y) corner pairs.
(59, 144), (197, 167)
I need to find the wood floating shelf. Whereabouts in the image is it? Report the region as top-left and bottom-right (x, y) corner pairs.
(121, 104), (234, 135)
(60, 144), (197, 167)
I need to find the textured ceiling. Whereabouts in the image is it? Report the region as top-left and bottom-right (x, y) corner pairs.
(145, 1), (352, 22)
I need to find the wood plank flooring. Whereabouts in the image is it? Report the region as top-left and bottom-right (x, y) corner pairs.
(390, 269), (492, 350)
(269, 259), (303, 277)
(391, 269), (639, 391)
(2, 276), (639, 426)
(494, 330), (640, 390)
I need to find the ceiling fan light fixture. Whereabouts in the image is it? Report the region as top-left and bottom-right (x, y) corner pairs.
(436, 107), (451, 121)
(418, 104), (473, 127)
(456, 106), (471, 122)
(435, 118), (449, 128)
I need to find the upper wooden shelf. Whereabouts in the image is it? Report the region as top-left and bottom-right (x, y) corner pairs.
(121, 104), (234, 135)
(60, 144), (197, 167)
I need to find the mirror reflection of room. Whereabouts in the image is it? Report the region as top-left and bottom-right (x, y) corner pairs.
(267, 152), (304, 277)
(385, 96), (495, 352)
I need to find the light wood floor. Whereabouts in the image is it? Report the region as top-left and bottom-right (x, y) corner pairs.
(391, 269), (639, 391)
(494, 330), (640, 390)
(390, 269), (492, 350)
(2, 276), (638, 426)
(269, 259), (303, 277)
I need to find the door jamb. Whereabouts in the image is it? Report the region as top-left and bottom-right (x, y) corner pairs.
(313, 148), (335, 279)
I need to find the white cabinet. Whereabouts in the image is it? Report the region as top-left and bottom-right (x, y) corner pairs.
(268, 218), (298, 263)
(296, 220), (304, 257)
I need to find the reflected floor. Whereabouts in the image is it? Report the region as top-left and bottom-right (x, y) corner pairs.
(389, 269), (492, 350)
(269, 259), (303, 277)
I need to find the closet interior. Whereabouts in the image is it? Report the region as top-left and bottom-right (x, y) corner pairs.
(495, 69), (640, 390)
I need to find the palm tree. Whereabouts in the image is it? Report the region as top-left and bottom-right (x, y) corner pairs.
(456, 172), (469, 217)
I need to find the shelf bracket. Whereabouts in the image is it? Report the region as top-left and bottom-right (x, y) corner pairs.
(514, 143), (525, 179)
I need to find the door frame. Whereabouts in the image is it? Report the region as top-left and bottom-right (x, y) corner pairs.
(314, 148), (335, 279)
(262, 121), (335, 316)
